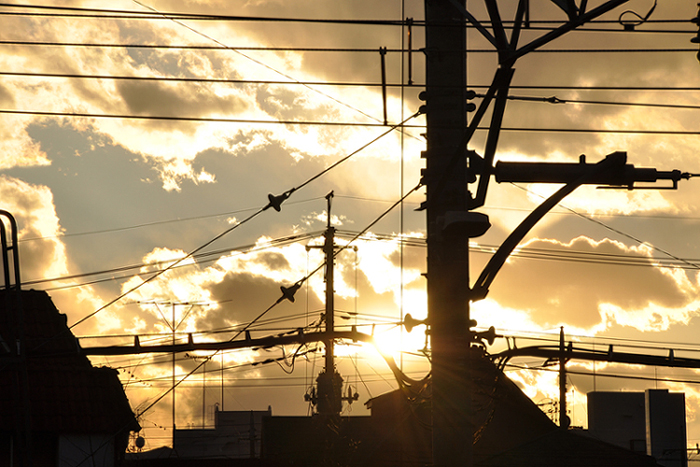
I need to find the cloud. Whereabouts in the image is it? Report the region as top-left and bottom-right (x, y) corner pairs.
(0, 174), (66, 283)
(485, 236), (699, 331)
(116, 79), (250, 120)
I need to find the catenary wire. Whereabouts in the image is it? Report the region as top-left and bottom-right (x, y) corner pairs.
(3, 108), (700, 135)
(3, 71), (699, 112)
(131, 0), (383, 128)
(0, 40), (695, 54)
(0, 3), (692, 29)
(27, 224), (700, 292)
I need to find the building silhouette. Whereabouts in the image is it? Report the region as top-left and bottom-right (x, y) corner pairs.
(0, 289), (140, 467)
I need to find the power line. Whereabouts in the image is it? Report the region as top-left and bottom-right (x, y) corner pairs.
(480, 85), (700, 92)
(19, 197), (324, 243)
(23, 232), (321, 289)
(0, 70), (413, 89)
(0, 40), (410, 52)
(132, 0), (385, 129)
(0, 3), (409, 25)
(511, 184), (700, 274)
(504, 362), (700, 386)
(19, 194), (698, 246)
(0, 3), (692, 29)
(504, 93), (700, 111)
(65, 110), (417, 326)
(0, 40), (695, 54)
(4, 108), (700, 136)
(0, 108), (399, 127)
(4, 71), (699, 112)
(31, 226), (700, 294)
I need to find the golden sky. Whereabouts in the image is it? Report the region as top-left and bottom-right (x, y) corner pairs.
(2, 0), (700, 453)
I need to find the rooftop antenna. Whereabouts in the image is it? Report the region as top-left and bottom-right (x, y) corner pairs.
(132, 299), (211, 441)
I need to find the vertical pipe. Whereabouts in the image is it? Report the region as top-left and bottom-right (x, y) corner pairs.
(407, 18), (413, 86)
(172, 304), (176, 436)
(202, 360), (206, 428)
(559, 326), (568, 429)
(380, 47), (388, 126)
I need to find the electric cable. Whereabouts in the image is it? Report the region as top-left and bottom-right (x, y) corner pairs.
(24, 232), (322, 289)
(35, 112), (419, 300)
(0, 3), (692, 30)
(19, 197), (324, 242)
(504, 362), (700, 386)
(511, 183), (700, 273)
(0, 40), (695, 54)
(4, 71), (700, 93)
(123, 178), (423, 422)
(501, 93), (700, 111)
(6, 107), (700, 135)
(131, 0), (382, 126)
(0, 108), (406, 127)
(0, 3), (409, 25)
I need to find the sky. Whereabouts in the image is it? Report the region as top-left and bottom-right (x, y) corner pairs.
(1, 0), (700, 453)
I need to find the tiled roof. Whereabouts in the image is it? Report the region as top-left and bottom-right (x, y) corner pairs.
(0, 289), (140, 434)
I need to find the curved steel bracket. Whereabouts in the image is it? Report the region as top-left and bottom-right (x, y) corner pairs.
(470, 154), (620, 301)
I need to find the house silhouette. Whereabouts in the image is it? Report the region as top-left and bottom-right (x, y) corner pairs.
(0, 289), (140, 467)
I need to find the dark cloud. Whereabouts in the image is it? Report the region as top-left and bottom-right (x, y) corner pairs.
(258, 251), (292, 270)
(0, 83), (15, 107)
(203, 270), (324, 332)
(487, 236), (696, 329)
(116, 80), (249, 119)
(387, 242), (426, 271)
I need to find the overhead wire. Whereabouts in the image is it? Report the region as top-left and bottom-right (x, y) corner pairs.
(504, 362), (700, 386)
(0, 3), (409, 25)
(28, 220), (700, 293)
(6, 0), (699, 448)
(510, 184), (700, 272)
(106, 131), (423, 421)
(5, 107), (700, 135)
(0, 109), (405, 127)
(68, 205), (268, 330)
(2, 70), (699, 113)
(18, 192), (700, 247)
(24, 231), (323, 289)
(130, 0), (382, 125)
(0, 39), (696, 53)
(18, 196), (324, 243)
(65, 108), (418, 328)
(0, 3), (692, 30)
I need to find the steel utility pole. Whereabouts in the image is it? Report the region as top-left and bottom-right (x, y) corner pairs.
(423, 2), (473, 466)
(304, 192), (357, 418)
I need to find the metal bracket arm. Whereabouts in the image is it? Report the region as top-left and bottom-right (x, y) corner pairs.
(470, 153), (620, 301)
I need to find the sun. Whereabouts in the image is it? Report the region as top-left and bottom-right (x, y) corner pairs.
(370, 324), (429, 360)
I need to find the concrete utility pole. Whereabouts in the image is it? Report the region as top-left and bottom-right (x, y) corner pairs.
(423, 2), (473, 466)
(421, 1), (663, 466)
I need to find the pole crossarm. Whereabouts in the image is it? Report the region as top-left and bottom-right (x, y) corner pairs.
(492, 344), (700, 370)
(69, 329), (374, 357)
(471, 152), (697, 301)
